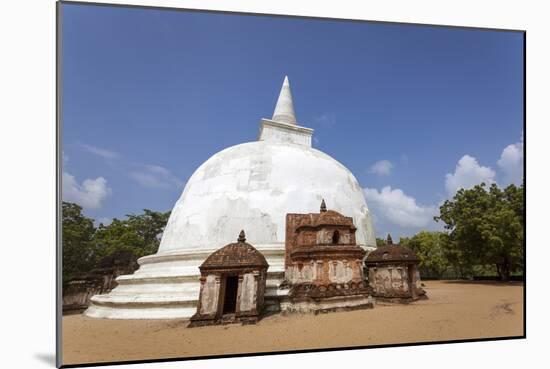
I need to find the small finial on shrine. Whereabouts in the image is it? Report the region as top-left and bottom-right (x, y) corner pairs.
(320, 199), (327, 212)
(238, 230), (246, 243)
(386, 233), (393, 245)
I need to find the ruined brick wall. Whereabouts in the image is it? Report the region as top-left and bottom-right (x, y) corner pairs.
(63, 253), (138, 313)
(63, 277), (105, 312)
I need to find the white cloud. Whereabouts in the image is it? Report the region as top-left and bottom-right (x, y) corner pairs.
(364, 186), (437, 228)
(80, 143), (120, 160)
(369, 160), (394, 176)
(497, 138), (524, 185)
(313, 113), (336, 126)
(445, 155), (496, 195)
(129, 164), (184, 189)
(62, 172), (111, 210)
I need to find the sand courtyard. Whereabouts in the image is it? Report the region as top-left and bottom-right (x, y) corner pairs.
(62, 280), (524, 366)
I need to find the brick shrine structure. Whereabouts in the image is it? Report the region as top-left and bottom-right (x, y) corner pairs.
(280, 200), (373, 313)
(365, 234), (427, 302)
(189, 230), (269, 327)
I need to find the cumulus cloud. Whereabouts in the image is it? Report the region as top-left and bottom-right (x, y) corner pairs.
(497, 138), (524, 185)
(369, 160), (394, 176)
(364, 186), (437, 228)
(62, 172), (111, 210)
(445, 155), (496, 195)
(80, 143), (120, 160)
(129, 164), (184, 189)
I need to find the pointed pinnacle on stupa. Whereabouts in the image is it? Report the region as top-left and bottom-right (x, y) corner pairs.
(320, 199), (327, 212)
(272, 75), (297, 125)
(238, 230), (246, 243)
(386, 233), (393, 245)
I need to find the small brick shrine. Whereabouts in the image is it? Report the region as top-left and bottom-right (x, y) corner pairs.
(189, 230), (269, 327)
(365, 234), (426, 302)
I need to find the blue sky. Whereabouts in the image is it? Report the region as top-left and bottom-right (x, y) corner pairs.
(61, 3), (524, 239)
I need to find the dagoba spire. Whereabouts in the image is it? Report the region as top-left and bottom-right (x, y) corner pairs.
(272, 75), (297, 125)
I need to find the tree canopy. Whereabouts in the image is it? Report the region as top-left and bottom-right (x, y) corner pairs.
(400, 231), (451, 279)
(61, 202), (170, 286)
(435, 183), (524, 281)
(62, 202), (97, 286)
(94, 209), (171, 259)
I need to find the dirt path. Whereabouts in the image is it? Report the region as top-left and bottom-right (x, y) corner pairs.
(62, 281), (524, 366)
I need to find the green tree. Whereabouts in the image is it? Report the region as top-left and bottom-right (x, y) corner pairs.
(61, 202), (97, 286)
(435, 183), (524, 281)
(375, 237), (387, 247)
(398, 236), (410, 247)
(405, 231), (451, 279)
(94, 209), (171, 259)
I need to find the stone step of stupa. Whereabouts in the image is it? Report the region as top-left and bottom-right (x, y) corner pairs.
(90, 293), (197, 307)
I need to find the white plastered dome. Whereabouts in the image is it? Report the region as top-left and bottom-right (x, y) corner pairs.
(159, 140), (375, 254)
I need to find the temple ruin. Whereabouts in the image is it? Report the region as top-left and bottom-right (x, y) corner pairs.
(280, 200), (373, 313)
(365, 234), (426, 302)
(189, 230), (269, 327)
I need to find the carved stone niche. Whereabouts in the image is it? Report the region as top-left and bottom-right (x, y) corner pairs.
(189, 230), (269, 327)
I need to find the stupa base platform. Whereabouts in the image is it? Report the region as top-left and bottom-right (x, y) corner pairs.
(85, 245), (288, 319)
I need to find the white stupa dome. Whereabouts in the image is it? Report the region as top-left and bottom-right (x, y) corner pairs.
(85, 76), (375, 319)
(159, 141), (374, 253)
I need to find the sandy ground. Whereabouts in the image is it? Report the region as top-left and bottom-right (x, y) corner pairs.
(62, 281), (524, 366)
